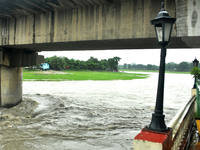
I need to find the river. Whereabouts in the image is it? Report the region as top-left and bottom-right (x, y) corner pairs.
(0, 72), (194, 150)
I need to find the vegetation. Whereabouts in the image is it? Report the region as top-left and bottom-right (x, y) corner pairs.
(24, 55), (194, 81)
(44, 56), (121, 71)
(40, 55), (194, 73)
(23, 69), (149, 81)
(191, 67), (200, 79)
(119, 61), (193, 72)
(119, 69), (190, 74)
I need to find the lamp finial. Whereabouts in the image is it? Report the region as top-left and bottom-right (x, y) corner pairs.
(161, 2), (165, 11)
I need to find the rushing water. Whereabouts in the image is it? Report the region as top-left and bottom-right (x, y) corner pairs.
(0, 72), (194, 150)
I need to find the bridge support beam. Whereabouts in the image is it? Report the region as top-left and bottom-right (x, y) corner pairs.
(0, 49), (44, 107)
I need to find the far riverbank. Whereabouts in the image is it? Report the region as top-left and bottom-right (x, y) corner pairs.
(119, 69), (190, 74)
(23, 69), (149, 81)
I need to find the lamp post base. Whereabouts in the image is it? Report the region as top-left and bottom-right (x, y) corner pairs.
(148, 113), (168, 132)
(133, 127), (173, 150)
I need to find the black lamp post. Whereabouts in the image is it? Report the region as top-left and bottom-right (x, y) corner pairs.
(148, 2), (176, 131)
(193, 58), (199, 89)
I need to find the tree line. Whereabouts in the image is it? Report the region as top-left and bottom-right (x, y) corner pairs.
(44, 56), (121, 71)
(43, 55), (194, 72)
(119, 61), (194, 72)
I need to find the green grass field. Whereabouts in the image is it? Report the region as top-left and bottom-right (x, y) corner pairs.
(23, 69), (149, 81)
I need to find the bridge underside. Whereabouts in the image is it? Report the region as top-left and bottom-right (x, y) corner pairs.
(0, 0), (199, 51)
(2, 36), (200, 52)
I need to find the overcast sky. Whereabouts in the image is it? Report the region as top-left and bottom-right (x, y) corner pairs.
(39, 48), (200, 66)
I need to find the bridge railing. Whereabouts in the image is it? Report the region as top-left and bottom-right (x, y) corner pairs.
(134, 80), (198, 150)
(168, 95), (196, 150)
(195, 80), (200, 118)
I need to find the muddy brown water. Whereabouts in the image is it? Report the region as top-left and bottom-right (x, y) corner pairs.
(0, 72), (194, 150)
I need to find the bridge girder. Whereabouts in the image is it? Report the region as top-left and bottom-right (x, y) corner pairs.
(0, 0), (115, 18)
(0, 0), (199, 50)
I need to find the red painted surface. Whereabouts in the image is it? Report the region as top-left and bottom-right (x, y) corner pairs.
(134, 128), (173, 150)
(134, 130), (167, 143)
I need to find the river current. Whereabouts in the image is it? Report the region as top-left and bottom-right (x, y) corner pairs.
(0, 72), (194, 150)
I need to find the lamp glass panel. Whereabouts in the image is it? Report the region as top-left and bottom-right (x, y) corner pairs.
(195, 62), (198, 67)
(194, 61), (198, 67)
(156, 26), (162, 42)
(164, 23), (172, 42)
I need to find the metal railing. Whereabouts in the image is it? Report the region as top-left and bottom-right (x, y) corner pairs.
(195, 81), (200, 118)
(168, 96), (196, 150)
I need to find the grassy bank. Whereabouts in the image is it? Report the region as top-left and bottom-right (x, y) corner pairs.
(23, 69), (149, 81)
(119, 69), (190, 74)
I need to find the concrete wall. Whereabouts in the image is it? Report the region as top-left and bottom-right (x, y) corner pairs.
(176, 0), (200, 37)
(0, 0), (199, 50)
(176, 0), (200, 47)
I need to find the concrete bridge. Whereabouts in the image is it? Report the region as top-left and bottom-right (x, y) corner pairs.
(0, 0), (199, 107)
(0, 0), (200, 51)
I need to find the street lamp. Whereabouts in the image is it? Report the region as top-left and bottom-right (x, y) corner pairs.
(148, 2), (176, 131)
(193, 58), (199, 89)
(193, 58), (199, 67)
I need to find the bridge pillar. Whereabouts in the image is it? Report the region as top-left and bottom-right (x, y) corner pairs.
(0, 50), (44, 107)
(0, 66), (22, 107)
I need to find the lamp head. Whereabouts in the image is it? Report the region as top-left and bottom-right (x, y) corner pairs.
(193, 57), (199, 67)
(151, 2), (176, 47)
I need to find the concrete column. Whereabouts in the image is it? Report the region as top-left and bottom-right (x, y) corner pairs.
(0, 50), (44, 107)
(0, 66), (22, 107)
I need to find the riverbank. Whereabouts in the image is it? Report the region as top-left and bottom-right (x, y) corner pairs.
(119, 69), (190, 74)
(23, 69), (149, 81)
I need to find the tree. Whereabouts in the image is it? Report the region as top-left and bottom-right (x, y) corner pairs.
(131, 64), (137, 70)
(128, 64), (132, 69)
(64, 57), (70, 66)
(87, 60), (97, 70)
(88, 57), (99, 63)
(123, 63), (127, 69)
(74, 60), (81, 69)
(79, 61), (87, 69)
(152, 65), (159, 70)
(166, 62), (177, 71)
(108, 58), (115, 70)
(49, 56), (66, 70)
(45, 57), (51, 64)
(69, 59), (75, 69)
(147, 64), (152, 70)
(113, 56), (121, 70)
(177, 62), (190, 72)
(137, 64), (146, 70)
(98, 59), (109, 70)
(107, 57), (121, 71)
(191, 67), (200, 79)
(44, 55), (122, 71)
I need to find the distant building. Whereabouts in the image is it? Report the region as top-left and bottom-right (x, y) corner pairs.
(39, 63), (49, 70)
